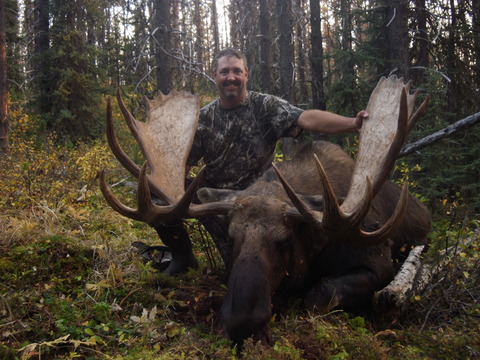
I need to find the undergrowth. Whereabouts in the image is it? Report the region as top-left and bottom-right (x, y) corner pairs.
(0, 106), (479, 359)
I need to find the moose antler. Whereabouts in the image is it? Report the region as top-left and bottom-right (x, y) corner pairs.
(100, 90), (230, 227)
(275, 76), (429, 246)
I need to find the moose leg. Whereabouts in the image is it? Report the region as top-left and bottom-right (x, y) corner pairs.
(305, 265), (394, 314)
(152, 220), (199, 276)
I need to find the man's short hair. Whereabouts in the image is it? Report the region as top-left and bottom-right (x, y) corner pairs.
(213, 48), (248, 71)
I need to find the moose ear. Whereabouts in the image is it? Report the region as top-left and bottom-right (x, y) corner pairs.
(197, 187), (240, 204)
(284, 195), (346, 226)
(298, 194), (345, 211)
(298, 195), (324, 211)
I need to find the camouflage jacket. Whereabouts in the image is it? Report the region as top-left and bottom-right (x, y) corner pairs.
(187, 91), (303, 190)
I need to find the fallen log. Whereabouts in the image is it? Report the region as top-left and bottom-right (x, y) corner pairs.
(373, 228), (479, 313)
(373, 245), (426, 312)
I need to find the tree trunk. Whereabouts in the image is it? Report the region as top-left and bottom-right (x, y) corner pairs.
(211, 0), (220, 53)
(0, 0), (8, 153)
(473, 0), (480, 112)
(309, 0), (325, 110)
(153, 0), (172, 94)
(259, 0), (274, 93)
(241, 1), (255, 75)
(340, 0), (352, 52)
(277, 0), (296, 155)
(34, 0), (50, 114)
(412, 0), (428, 84)
(386, 0), (409, 79)
(277, 0), (294, 102)
(295, 0), (308, 104)
(446, 0), (457, 121)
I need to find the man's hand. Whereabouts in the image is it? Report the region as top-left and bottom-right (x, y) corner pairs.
(354, 110), (369, 130)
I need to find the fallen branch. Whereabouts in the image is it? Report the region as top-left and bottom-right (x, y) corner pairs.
(399, 112), (480, 157)
(373, 228), (479, 313)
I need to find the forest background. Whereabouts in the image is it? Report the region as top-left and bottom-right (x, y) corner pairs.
(0, 0), (479, 359)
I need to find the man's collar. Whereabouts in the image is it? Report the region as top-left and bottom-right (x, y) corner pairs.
(219, 91), (250, 109)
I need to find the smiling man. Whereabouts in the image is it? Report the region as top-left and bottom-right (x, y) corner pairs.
(142, 48), (369, 275)
(214, 54), (249, 108)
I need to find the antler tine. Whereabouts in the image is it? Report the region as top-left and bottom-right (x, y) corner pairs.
(116, 89), (151, 165)
(272, 163), (323, 226)
(407, 94), (430, 133)
(99, 161), (182, 227)
(101, 162), (230, 226)
(107, 93), (173, 204)
(356, 182), (410, 246)
(99, 169), (143, 222)
(106, 96), (141, 179)
(273, 153), (373, 231)
(312, 154), (342, 227)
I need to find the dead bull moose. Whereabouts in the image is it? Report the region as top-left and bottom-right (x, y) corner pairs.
(100, 76), (432, 346)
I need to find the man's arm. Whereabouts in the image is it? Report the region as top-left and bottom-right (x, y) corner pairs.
(297, 110), (368, 134)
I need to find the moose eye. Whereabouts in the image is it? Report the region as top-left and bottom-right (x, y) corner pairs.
(275, 236), (293, 252)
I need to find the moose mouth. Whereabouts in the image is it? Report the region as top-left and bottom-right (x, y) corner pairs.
(220, 251), (274, 347)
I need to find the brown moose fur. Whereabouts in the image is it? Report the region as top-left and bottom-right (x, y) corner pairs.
(198, 141), (431, 346)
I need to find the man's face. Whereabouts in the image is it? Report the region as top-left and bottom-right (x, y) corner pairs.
(214, 56), (248, 107)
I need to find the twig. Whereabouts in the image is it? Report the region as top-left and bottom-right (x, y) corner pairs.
(120, 288), (142, 307)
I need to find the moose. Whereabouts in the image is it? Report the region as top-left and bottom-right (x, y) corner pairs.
(100, 76), (432, 346)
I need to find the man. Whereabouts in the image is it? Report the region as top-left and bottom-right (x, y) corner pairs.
(136, 48), (368, 275)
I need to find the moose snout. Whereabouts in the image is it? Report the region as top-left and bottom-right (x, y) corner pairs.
(221, 255), (273, 346)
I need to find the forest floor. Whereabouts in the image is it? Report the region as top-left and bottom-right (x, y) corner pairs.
(0, 133), (479, 359)
(0, 194), (479, 360)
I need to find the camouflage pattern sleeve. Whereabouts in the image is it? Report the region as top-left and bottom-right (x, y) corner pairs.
(256, 93), (304, 139)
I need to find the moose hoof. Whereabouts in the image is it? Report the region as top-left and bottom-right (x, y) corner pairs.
(304, 283), (340, 313)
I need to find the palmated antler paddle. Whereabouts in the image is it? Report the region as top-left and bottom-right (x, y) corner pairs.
(100, 90), (230, 227)
(275, 76), (429, 246)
